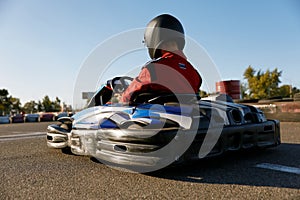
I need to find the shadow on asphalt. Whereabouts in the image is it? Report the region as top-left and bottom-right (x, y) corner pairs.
(147, 143), (300, 189)
(60, 147), (74, 155)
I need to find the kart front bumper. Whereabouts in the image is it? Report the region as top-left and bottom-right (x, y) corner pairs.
(69, 119), (280, 170)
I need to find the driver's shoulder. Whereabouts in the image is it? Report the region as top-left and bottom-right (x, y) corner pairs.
(142, 57), (165, 70)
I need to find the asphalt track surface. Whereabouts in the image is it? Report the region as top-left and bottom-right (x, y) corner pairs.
(0, 122), (299, 199)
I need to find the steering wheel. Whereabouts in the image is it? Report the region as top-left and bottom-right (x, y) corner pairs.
(110, 76), (133, 93)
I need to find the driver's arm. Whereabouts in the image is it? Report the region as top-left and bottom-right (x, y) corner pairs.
(121, 67), (151, 103)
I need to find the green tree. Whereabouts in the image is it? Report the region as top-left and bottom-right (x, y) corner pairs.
(243, 66), (282, 99)
(0, 89), (9, 114)
(42, 95), (52, 112)
(278, 85), (291, 98)
(0, 89), (9, 98)
(199, 90), (208, 98)
(292, 87), (300, 97)
(23, 100), (38, 113)
(0, 89), (22, 114)
(240, 82), (249, 99)
(9, 97), (21, 113)
(40, 95), (62, 112)
(52, 97), (62, 112)
(37, 100), (43, 112)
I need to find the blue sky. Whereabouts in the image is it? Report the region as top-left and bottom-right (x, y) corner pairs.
(0, 0), (299, 108)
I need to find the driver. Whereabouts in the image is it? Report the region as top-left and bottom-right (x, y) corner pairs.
(121, 14), (202, 103)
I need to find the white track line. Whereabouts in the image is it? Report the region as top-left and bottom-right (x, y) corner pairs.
(0, 132), (45, 142)
(256, 163), (300, 175)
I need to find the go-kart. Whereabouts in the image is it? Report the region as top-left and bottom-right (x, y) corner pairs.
(46, 76), (280, 172)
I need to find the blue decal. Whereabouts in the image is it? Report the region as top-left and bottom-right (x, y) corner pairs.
(178, 63), (186, 69)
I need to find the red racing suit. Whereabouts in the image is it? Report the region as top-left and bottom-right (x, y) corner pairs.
(121, 50), (202, 103)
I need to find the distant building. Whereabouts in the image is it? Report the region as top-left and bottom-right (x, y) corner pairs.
(82, 92), (94, 100)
